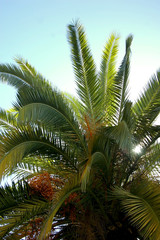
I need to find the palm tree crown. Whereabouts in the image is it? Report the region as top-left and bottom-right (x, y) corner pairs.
(0, 21), (160, 240)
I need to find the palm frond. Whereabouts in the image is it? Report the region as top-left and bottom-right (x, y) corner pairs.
(0, 181), (49, 239)
(134, 124), (160, 149)
(15, 57), (52, 90)
(133, 71), (160, 126)
(0, 181), (29, 212)
(68, 21), (101, 124)
(0, 58), (51, 91)
(104, 120), (133, 152)
(111, 181), (160, 240)
(80, 151), (107, 192)
(63, 92), (83, 121)
(139, 142), (160, 175)
(0, 108), (17, 131)
(16, 86), (87, 153)
(0, 125), (79, 179)
(0, 63), (33, 89)
(113, 35), (133, 124)
(8, 155), (75, 182)
(15, 57), (38, 76)
(0, 199), (48, 239)
(99, 34), (119, 124)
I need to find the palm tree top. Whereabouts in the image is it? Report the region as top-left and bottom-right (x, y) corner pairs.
(0, 22), (160, 239)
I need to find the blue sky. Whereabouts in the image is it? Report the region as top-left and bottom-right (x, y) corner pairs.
(1, 0), (160, 109)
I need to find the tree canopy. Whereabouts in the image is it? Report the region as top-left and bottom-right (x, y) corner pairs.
(0, 22), (160, 240)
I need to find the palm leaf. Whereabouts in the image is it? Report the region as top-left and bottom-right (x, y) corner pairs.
(80, 151), (107, 192)
(111, 181), (160, 240)
(113, 35), (133, 123)
(133, 71), (160, 127)
(139, 143), (160, 175)
(63, 92), (83, 122)
(0, 199), (49, 239)
(0, 125), (79, 179)
(134, 124), (160, 149)
(8, 155), (75, 182)
(0, 108), (17, 131)
(0, 63), (32, 89)
(104, 120), (133, 152)
(15, 57), (39, 76)
(0, 58), (51, 91)
(16, 86), (87, 153)
(68, 21), (101, 124)
(99, 34), (119, 124)
(0, 181), (49, 239)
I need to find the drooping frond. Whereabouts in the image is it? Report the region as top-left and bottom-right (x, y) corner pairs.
(0, 58), (51, 91)
(8, 165), (36, 182)
(104, 120), (133, 152)
(111, 180), (160, 240)
(0, 125), (79, 179)
(0, 63), (32, 89)
(0, 181), (30, 212)
(15, 57), (52, 90)
(139, 142), (160, 175)
(68, 21), (101, 124)
(134, 123), (160, 149)
(16, 86), (87, 152)
(15, 57), (39, 76)
(0, 181), (49, 239)
(133, 71), (160, 126)
(0, 108), (17, 131)
(7, 155), (75, 182)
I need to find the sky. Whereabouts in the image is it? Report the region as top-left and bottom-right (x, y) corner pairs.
(1, 0), (160, 109)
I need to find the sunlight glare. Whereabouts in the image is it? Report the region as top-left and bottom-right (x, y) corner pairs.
(133, 145), (142, 154)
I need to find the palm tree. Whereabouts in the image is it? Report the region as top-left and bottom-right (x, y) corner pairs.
(0, 21), (160, 239)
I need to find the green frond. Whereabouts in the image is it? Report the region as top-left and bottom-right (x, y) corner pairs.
(63, 92), (83, 121)
(99, 34), (119, 124)
(113, 35), (133, 124)
(0, 58), (53, 102)
(20, 155), (75, 175)
(0, 181), (49, 239)
(134, 124), (160, 148)
(0, 108), (17, 131)
(0, 199), (48, 239)
(111, 180), (160, 240)
(16, 86), (87, 153)
(139, 143), (160, 175)
(80, 151), (107, 192)
(0, 125), (78, 179)
(133, 71), (160, 126)
(15, 57), (38, 76)
(104, 120), (133, 152)
(121, 100), (135, 130)
(15, 57), (52, 89)
(68, 21), (101, 124)
(8, 155), (75, 182)
(0, 181), (30, 212)
(9, 167), (35, 182)
(0, 63), (33, 89)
